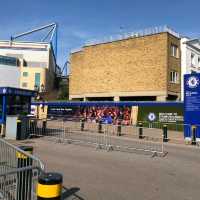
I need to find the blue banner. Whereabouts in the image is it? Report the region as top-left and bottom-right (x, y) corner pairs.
(184, 74), (200, 139)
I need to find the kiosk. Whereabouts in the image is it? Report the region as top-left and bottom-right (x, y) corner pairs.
(0, 87), (35, 139)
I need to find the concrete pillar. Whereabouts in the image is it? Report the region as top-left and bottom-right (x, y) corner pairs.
(131, 106), (138, 125)
(156, 96), (166, 101)
(114, 96), (120, 101)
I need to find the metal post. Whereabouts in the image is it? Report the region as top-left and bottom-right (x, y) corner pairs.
(98, 120), (102, 133)
(117, 122), (122, 136)
(81, 119), (84, 131)
(37, 172), (63, 200)
(17, 146), (33, 200)
(16, 119), (22, 140)
(42, 120), (47, 135)
(163, 125), (168, 142)
(139, 122), (143, 139)
(191, 125), (197, 145)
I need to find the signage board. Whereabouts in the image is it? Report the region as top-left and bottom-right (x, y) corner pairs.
(184, 74), (200, 140)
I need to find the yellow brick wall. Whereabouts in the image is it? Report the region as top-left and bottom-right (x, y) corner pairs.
(69, 51), (84, 95)
(167, 34), (181, 94)
(70, 32), (180, 98)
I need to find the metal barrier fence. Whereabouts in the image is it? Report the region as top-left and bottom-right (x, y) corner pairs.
(0, 166), (40, 200)
(0, 139), (44, 175)
(0, 139), (44, 200)
(28, 119), (165, 156)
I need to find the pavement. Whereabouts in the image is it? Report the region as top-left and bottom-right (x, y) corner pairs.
(15, 138), (200, 200)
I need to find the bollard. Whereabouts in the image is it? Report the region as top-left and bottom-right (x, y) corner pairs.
(17, 146), (33, 200)
(163, 125), (168, 142)
(42, 120), (47, 135)
(117, 122), (122, 136)
(139, 122), (143, 139)
(37, 172), (63, 200)
(16, 119), (22, 140)
(80, 119), (85, 131)
(191, 125), (197, 145)
(98, 120), (102, 133)
(29, 119), (36, 136)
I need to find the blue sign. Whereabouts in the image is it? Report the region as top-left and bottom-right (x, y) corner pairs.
(184, 74), (200, 139)
(0, 87), (35, 96)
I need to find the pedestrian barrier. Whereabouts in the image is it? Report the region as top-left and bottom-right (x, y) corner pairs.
(28, 119), (166, 156)
(0, 139), (44, 175)
(0, 166), (40, 200)
(0, 139), (45, 200)
(26, 119), (200, 154)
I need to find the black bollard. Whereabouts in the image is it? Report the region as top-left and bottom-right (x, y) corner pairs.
(117, 122), (122, 136)
(16, 119), (22, 140)
(42, 120), (47, 135)
(81, 119), (84, 131)
(16, 146), (33, 200)
(98, 120), (102, 133)
(29, 120), (34, 134)
(191, 125), (197, 145)
(37, 172), (63, 200)
(163, 125), (168, 142)
(139, 122), (143, 139)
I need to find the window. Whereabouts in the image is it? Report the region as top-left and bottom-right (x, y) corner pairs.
(191, 70), (197, 74)
(191, 53), (195, 67)
(35, 73), (41, 88)
(22, 72), (28, 77)
(0, 55), (19, 66)
(198, 57), (200, 67)
(22, 82), (28, 88)
(170, 71), (179, 83)
(171, 44), (178, 58)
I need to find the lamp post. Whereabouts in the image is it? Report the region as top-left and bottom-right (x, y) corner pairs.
(34, 84), (46, 101)
(41, 84), (45, 93)
(34, 85), (40, 101)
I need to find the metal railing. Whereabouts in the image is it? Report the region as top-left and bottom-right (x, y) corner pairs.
(28, 119), (165, 156)
(85, 25), (180, 47)
(0, 139), (44, 200)
(0, 139), (44, 175)
(70, 25), (180, 53)
(0, 166), (40, 200)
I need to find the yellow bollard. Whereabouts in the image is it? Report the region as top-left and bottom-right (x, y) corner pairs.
(37, 172), (63, 200)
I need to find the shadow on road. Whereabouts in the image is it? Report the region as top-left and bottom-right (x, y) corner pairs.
(62, 186), (85, 200)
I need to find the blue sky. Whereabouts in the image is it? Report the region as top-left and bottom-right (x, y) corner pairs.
(0, 0), (199, 71)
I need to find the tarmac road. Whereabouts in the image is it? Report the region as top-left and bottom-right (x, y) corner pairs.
(19, 138), (200, 200)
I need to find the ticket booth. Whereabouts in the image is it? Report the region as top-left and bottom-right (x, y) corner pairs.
(0, 87), (35, 139)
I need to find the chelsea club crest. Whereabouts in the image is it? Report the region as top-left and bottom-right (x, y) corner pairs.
(148, 113), (156, 122)
(187, 76), (199, 89)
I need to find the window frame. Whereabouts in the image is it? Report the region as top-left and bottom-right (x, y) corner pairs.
(22, 72), (28, 77)
(170, 71), (179, 84)
(191, 53), (195, 67)
(171, 44), (179, 58)
(22, 82), (28, 88)
(34, 73), (41, 88)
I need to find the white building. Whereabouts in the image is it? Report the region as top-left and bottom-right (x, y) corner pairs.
(0, 55), (20, 88)
(0, 41), (57, 92)
(181, 37), (200, 100)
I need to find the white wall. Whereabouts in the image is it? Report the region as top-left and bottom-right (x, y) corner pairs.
(0, 48), (49, 64)
(0, 65), (20, 87)
(181, 38), (200, 100)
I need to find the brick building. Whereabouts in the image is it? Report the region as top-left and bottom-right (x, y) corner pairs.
(69, 27), (181, 101)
